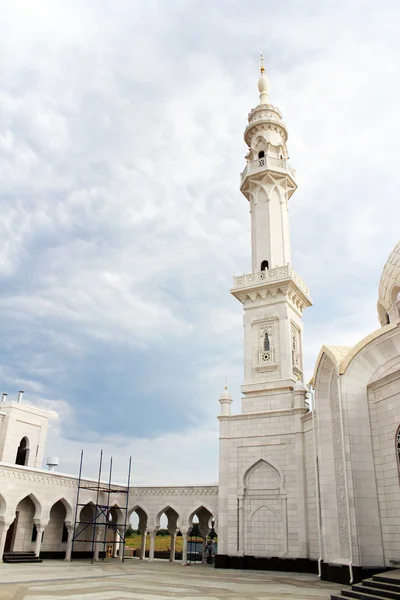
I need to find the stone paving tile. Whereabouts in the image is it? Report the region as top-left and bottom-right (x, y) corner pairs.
(0, 559), (344, 599)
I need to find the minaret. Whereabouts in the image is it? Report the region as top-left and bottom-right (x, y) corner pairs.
(231, 59), (312, 413)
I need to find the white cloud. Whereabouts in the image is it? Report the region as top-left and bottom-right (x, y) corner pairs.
(0, 0), (399, 482)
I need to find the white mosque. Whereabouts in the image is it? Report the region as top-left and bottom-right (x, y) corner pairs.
(0, 64), (399, 586)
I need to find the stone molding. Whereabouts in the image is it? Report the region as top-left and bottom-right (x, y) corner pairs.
(251, 316), (279, 326)
(132, 487), (218, 497)
(0, 467), (78, 488)
(0, 466), (218, 497)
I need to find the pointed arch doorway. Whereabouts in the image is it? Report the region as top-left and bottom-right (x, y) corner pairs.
(241, 459), (288, 557)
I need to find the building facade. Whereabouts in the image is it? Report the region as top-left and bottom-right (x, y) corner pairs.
(0, 66), (399, 584)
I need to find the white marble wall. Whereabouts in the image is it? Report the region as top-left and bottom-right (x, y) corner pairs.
(369, 362), (400, 564)
(218, 400), (309, 559)
(0, 402), (50, 468)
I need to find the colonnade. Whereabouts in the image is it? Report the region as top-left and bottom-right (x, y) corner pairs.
(0, 495), (216, 565)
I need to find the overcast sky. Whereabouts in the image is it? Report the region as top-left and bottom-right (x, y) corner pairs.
(1, 0), (400, 484)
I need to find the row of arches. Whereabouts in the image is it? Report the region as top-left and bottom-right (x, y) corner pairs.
(0, 495), (73, 560)
(0, 493), (216, 565)
(128, 504), (216, 564)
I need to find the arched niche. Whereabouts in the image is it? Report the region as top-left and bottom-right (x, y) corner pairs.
(243, 458), (283, 494)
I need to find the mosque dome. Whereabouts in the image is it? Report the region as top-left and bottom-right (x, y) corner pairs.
(377, 240), (400, 326)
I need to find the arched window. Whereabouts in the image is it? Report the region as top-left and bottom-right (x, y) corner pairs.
(15, 437), (29, 466)
(396, 425), (400, 480)
(261, 260), (269, 271)
(258, 150), (265, 159)
(264, 332), (270, 352)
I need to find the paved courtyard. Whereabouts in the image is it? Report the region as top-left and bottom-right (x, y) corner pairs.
(0, 559), (343, 600)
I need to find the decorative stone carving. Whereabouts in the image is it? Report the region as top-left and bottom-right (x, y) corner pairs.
(0, 468), (78, 488)
(133, 487), (218, 497)
(251, 316), (279, 326)
(330, 372), (350, 558)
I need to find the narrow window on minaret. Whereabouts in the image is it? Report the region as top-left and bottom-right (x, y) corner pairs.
(261, 260), (269, 271)
(258, 150), (265, 159)
(264, 332), (270, 352)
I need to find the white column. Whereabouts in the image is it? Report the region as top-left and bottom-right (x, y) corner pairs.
(112, 529), (119, 558)
(201, 537), (207, 564)
(93, 528), (102, 561)
(64, 525), (74, 561)
(118, 528), (124, 561)
(168, 529), (177, 562)
(148, 530), (156, 562)
(140, 531), (147, 559)
(34, 524), (46, 558)
(237, 495), (244, 556)
(199, 528), (209, 565)
(283, 496), (288, 555)
(0, 521), (12, 561)
(181, 529), (188, 566)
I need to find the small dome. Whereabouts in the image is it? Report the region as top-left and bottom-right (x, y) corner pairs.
(377, 240), (400, 325)
(219, 383), (232, 402)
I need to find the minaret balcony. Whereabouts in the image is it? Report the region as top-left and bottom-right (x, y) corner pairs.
(240, 156), (296, 187)
(232, 265), (310, 298)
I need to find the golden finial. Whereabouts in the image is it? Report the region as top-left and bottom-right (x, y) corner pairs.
(260, 52), (265, 74)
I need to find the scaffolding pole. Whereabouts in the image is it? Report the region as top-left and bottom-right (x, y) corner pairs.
(71, 450), (131, 562)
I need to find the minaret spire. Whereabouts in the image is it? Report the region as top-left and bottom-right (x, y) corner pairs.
(258, 52), (269, 105)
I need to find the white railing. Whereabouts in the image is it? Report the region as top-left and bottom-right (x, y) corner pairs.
(259, 348), (275, 364)
(240, 156), (296, 184)
(233, 265), (310, 297)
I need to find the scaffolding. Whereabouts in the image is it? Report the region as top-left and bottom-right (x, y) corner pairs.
(71, 450), (132, 563)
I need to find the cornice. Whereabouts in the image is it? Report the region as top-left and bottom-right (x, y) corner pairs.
(0, 467), (79, 488)
(218, 406), (308, 422)
(231, 278), (311, 313)
(0, 465), (218, 497)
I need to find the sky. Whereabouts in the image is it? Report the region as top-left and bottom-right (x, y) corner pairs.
(1, 0), (400, 485)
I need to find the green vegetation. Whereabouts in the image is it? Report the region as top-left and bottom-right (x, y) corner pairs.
(124, 528), (217, 553)
(124, 533), (184, 552)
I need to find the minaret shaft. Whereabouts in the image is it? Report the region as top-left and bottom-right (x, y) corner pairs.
(232, 70), (312, 413)
(250, 178), (292, 272)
